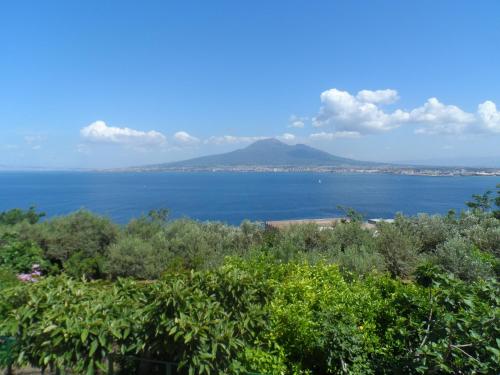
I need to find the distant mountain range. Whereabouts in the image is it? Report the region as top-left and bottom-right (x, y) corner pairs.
(107, 138), (499, 176)
(2, 139), (497, 176)
(145, 138), (379, 169)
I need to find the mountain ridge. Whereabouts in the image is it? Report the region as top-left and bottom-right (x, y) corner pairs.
(101, 138), (500, 175)
(150, 138), (377, 169)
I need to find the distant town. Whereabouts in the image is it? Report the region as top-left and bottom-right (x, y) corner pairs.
(113, 165), (500, 176)
(101, 138), (500, 176)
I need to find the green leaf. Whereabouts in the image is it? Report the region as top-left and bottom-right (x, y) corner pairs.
(487, 346), (500, 358)
(98, 334), (106, 347)
(89, 340), (99, 357)
(43, 324), (58, 333)
(81, 329), (89, 343)
(86, 362), (95, 375)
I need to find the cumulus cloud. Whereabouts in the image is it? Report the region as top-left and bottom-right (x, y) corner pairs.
(278, 133), (296, 142)
(356, 89), (399, 104)
(173, 131), (200, 145)
(309, 131), (361, 141)
(313, 88), (410, 134)
(312, 88), (500, 136)
(288, 115), (307, 128)
(477, 100), (500, 133)
(411, 98), (475, 135)
(80, 121), (167, 146)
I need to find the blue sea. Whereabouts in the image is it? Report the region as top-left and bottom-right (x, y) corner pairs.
(0, 172), (498, 225)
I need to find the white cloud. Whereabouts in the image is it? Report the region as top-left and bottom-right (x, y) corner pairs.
(477, 100), (500, 133)
(356, 89), (399, 104)
(309, 131), (361, 141)
(312, 88), (500, 136)
(173, 131), (200, 145)
(24, 134), (46, 150)
(278, 133), (296, 142)
(204, 135), (268, 145)
(313, 88), (410, 134)
(80, 121), (167, 146)
(411, 98), (475, 135)
(288, 115), (307, 128)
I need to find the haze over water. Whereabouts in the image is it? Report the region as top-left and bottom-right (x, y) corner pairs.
(1, 172), (497, 225)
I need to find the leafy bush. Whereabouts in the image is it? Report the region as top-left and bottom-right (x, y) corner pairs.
(157, 219), (256, 270)
(142, 265), (271, 374)
(459, 215), (500, 256)
(494, 183), (500, 219)
(265, 262), (380, 374)
(0, 232), (47, 273)
(1, 260), (498, 374)
(329, 221), (373, 252)
(14, 210), (120, 277)
(0, 207), (45, 225)
(414, 268), (500, 373)
(64, 250), (106, 279)
(334, 244), (386, 276)
(0, 267), (19, 291)
(0, 191), (498, 373)
(433, 237), (495, 281)
(1, 265), (271, 374)
(105, 236), (170, 279)
(394, 213), (454, 253)
(1, 277), (146, 373)
(375, 222), (421, 278)
(125, 209), (169, 240)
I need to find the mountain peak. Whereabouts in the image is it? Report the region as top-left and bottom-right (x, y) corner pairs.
(156, 138), (372, 168)
(246, 138), (287, 148)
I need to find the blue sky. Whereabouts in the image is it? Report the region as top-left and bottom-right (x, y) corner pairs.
(1, 0), (500, 168)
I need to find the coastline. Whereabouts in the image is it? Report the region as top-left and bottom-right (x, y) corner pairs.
(100, 166), (500, 177)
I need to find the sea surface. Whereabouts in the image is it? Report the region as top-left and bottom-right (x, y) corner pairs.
(0, 172), (498, 225)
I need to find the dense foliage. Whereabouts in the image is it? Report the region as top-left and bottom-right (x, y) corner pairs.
(0, 184), (499, 374)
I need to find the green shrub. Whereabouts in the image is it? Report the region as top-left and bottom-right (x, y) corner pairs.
(433, 237), (494, 281)
(264, 263), (380, 374)
(395, 213), (454, 253)
(1, 277), (146, 373)
(328, 221), (373, 253)
(334, 244), (386, 276)
(159, 219), (247, 270)
(375, 223), (421, 278)
(494, 183), (500, 219)
(0, 267), (19, 291)
(1, 260), (499, 374)
(0, 207), (45, 225)
(27, 210), (119, 272)
(125, 209), (169, 240)
(1, 265), (271, 374)
(460, 216), (500, 256)
(0, 232), (48, 273)
(64, 250), (106, 279)
(414, 270), (500, 374)
(105, 236), (171, 279)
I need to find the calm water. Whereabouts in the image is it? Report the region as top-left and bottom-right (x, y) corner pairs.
(0, 172), (498, 225)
